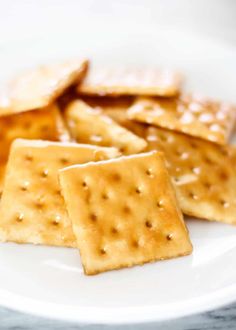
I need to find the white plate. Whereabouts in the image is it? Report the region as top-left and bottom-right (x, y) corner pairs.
(0, 27), (236, 325)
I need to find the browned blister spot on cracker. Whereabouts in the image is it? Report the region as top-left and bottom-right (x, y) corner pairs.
(0, 104), (70, 193)
(64, 100), (147, 154)
(127, 95), (236, 145)
(77, 66), (182, 97)
(0, 59), (88, 116)
(0, 139), (119, 247)
(59, 152), (192, 275)
(142, 125), (236, 225)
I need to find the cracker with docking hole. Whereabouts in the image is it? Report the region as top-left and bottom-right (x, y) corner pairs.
(65, 100), (147, 154)
(142, 126), (236, 225)
(0, 104), (70, 195)
(77, 66), (182, 97)
(82, 96), (148, 138)
(59, 151), (192, 275)
(0, 59), (88, 116)
(0, 139), (119, 247)
(127, 95), (236, 145)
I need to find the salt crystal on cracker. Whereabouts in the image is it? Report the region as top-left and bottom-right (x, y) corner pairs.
(77, 66), (182, 97)
(128, 95), (236, 145)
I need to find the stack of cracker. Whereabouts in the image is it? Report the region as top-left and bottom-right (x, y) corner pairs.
(0, 59), (235, 275)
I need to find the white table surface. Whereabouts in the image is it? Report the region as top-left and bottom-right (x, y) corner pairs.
(0, 0), (236, 328)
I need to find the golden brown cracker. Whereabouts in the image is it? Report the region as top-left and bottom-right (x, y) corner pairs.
(0, 104), (70, 194)
(128, 95), (236, 145)
(144, 126), (236, 225)
(59, 152), (192, 275)
(0, 139), (119, 247)
(79, 95), (136, 130)
(80, 96), (147, 138)
(77, 66), (182, 97)
(0, 59), (88, 115)
(65, 100), (147, 154)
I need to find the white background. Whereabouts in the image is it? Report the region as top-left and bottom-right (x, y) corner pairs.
(0, 1), (236, 329)
(0, 0), (235, 46)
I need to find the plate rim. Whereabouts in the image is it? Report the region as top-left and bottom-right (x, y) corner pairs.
(1, 282), (236, 324)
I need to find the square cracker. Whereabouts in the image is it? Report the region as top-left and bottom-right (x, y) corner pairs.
(59, 151), (192, 275)
(143, 126), (236, 225)
(127, 95), (236, 145)
(79, 96), (147, 139)
(0, 59), (88, 116)
(65, 100), (147, 154)
(77, 66), (182, 97)
(0, 139), (119, 247)
(0, 104), (70, 195)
